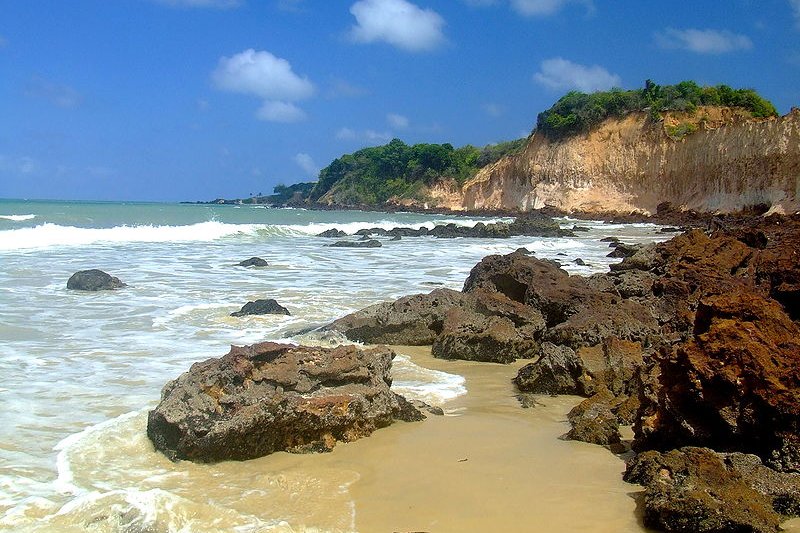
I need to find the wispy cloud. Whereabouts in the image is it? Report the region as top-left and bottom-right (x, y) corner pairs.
(790, 0), (800, 29)
(0, 155), (41, 175)
(349, 0), (446, 52)
(335, 127), (393, 144)
(0, 35), (7, 48)
(533, 58), (620, 92)
(294, 153), (319, 177)
(212, 49), (314, 123)
(326, 78), (369, 98)
(655, 28), (753, 54)
(387, 112), (409, 129)
(483, 102), (504, 117)
(153, 0), (241, 8)
(510, 0), (592, 16)
(24, 76), (82, 108)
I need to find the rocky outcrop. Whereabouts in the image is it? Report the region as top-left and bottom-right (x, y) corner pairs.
(564, 390), (622, 447)
(634, 289), (800, 472)
(147, 342), (423, 462)
(236, 257), (268, 267)
(624, 447), (800, 533)
(328, 239), (382, 248)
(66, 269), (126, 291)
(230, 299), (290, 317)
(462, 108), (800, 214)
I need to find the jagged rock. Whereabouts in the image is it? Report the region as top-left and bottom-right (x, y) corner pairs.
(624, 447), (800, 533)
(565, 390), (622, 446)
(605, 270), (657, 299)
(316, 228), (348, 238)
(574, 258), (586, 266)
(147, 342), (423, 462)
(237, 257), (268, 267)
(231, 299), (290, 317)
(634, 289), (800, 472)
(572, 225), (591, 232)
(328, 239), (382, 248)
(609, 243), (659, 272)
(606, 242), (642, 258)
(514, 337), (645, 398)
(67, 269), (126, 291)
(600, 236), (620, 243)
(327, 288), (472, 345)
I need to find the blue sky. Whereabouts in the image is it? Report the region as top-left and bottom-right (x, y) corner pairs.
(1, 0), (799, 201)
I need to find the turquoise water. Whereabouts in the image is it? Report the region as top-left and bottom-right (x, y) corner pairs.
(0, 200), (669, 531)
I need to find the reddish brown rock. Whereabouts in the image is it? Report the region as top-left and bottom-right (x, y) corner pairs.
(147, 342), (423, 462)
(634, 289), (800, 472)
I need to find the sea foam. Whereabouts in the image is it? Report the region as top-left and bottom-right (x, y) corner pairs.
(0, 214), (36, 221)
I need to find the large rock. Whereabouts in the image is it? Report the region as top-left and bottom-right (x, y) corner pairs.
(66, 269), (126, 291)
(147, 342), (422, 462)
(328, 239), (382, 248)
(564, 390), (622, 446)
(231, 299), (290, 317)
(514, 336), (645, 397)
(634, 289), (800, 472)
(624, 447), (800, 533)
(327, 288), (472, 345)
(237, 257), (268, 267)
(463, 252), (658, 348)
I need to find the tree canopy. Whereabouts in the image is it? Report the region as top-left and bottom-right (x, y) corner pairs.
(536, 80), (778, 139)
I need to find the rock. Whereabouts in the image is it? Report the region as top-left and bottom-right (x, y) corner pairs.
(606, 242), (641, 258)
(231, 299), (290, 317)
(624, 447), (800, 533)
(316, 228), (348, 238)
(464, 251), (658, 349)
(327, 288), (473, 345)
(609, 243), (659, 272)
(574, 258), (586, 266)
(328, 239), (382, 248)
(514, 336), (645, 398)
(606, 270), (657, 299)
(389, 235), (401, 241)
(147, 342), (422, 462)
(572, 225), (591, 232)
(237, 257), (268, 267)
(388, 227), (428, 237)
(659, 227), (683, 233)
(565, 390), (622, 446)
(66, 269), (126, 291)
(600, 236), (620, 243)
(634, 289), (800, 472)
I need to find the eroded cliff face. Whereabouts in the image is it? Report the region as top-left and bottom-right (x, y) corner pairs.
(462, 108), (800, 214)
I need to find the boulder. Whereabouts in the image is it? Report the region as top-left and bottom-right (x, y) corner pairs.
(316, 229), (348, 238)
(624, 447), (800, 533)
(565, 390), (622, 446)
(237, 257), (268, 267)
(328, 239), (382, 248)
(66, 269), (126, 291)
(231, 299), (290, 317)
(147, 342), (423, 462)
(606, 242), (642, 258)
(634, 289), (800, 472)
(327, 288), (473, 345)
(514, 336), (645, 398)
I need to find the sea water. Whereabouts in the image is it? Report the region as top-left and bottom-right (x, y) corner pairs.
(0, 199), (670, 531)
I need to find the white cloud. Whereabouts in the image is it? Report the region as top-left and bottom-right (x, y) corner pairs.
(335, 127), (358, 140)
(294, 153), (319, 177)
(791, 0), (800, 29)
(462, 0), (496, 6)
(24, 76), (82, 108)
(256, 101), (307, 122)
(533, 58), (620, 93)
(655, 28), (752, 54)
(387, 112), (409, 128)
(510, 0), (592, 16)
(483, 102), (504, 117)
(364, 129), (393, 143)
(212, 49), (314, 122)
(349, 0), (446, 52)
(154, 0), (241, 7)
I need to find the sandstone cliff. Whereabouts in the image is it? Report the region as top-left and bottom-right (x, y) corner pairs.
(461, 107), (800, 215)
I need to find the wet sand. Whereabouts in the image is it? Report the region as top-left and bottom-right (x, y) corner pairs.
(344, 346), (648, 532)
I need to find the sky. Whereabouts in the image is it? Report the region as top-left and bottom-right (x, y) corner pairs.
(1, 0), (799, 202)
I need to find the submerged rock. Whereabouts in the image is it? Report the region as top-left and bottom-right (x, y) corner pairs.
(624, 447), (800, 533)
(231, 299), (290, 317)
(328, 239), (382, 248)
(66, 269), (126, 291)
(147, 342), (423, 462)
(237, 257), (268, 267)
(316, 229), (348, 238)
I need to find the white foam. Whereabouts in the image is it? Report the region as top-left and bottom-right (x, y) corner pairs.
(289, 217), (513, 237)
(53, 410), (144, 495)
(0, 221), (287, 250)
(391, 354), (467, 405)
(0, 214), (35, 221)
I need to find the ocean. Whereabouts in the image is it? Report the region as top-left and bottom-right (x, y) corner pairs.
(0, 199), (671, 532)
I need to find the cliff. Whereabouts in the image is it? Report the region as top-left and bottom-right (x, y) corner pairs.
(461, 107), (800, 215)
